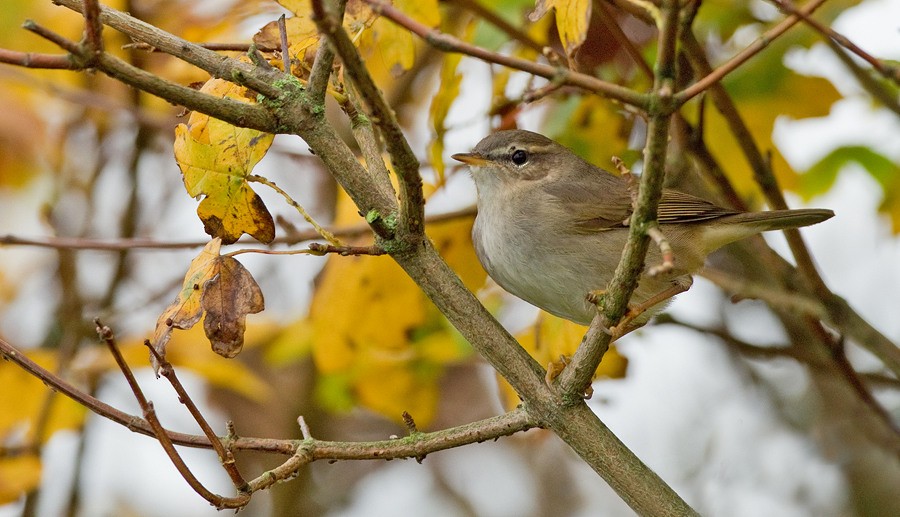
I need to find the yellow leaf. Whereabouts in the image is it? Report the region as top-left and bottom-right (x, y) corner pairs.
(174, 78), (275, 244)
(274, 193), (483, 426)
(497, 315), (628, 408)
(0, 454), (41, 504)
(360, 0), (440, 76)
(529, 0), (591, 59)
(0, 351), (87, 444)
(429, 31), (467, 186)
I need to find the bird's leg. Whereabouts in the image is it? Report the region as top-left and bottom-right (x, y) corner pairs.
(646, 226), (674, 276)
(612, 157), (675, 276)
(609, 276), (693, 336)
(545, 354), (594, 399)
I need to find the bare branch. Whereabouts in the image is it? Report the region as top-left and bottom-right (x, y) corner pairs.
(771, 0), (900, 86)
(360, 0), (649, 109)
(95, 320), (251, 509)
(313, 0), (425, 238)
(677, 0), (829, 103)
(0, 48), (74, 69)
(145, 340), (249, 493)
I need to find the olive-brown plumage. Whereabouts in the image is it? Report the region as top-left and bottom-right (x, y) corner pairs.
(453, 130), (833, 326)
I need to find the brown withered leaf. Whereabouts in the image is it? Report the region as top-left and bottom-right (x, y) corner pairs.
(201, 256), (265, 358)
(151, 239), (264, 371)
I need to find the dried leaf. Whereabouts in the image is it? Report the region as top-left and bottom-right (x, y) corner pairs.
(174, 78), (275, 244)
(152, 239), (264, 368)
(201, 256), (265, 358)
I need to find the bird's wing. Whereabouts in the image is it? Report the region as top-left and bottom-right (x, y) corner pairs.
(657, 190), (738, 223)
(543, 174), (738, 233)
(541, 173), (633, 232)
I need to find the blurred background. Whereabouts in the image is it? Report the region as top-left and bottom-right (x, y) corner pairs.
(1, 0), (899, 516)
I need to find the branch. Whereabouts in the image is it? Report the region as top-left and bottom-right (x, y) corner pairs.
(677, 0), (829, 103)
(95, 320), (251, 509)
(0, 207), (476, 251)
(771, 0), (900, 87)
(145, 340), (249, 493)
(360, 0), (649, 109)
(558, 1), (681, 398)
(0, 48), (74, 69)
(313, 0), (425, 238)
(681, 31), (900, 380)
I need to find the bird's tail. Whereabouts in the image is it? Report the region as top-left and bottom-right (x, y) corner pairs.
(702, 208), (834, 251)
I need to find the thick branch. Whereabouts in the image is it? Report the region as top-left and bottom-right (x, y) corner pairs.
(313, 0), (424, 238)
(558, 0), (681, 398)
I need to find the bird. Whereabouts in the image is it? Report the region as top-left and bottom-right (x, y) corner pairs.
(452, 129), (833, 335)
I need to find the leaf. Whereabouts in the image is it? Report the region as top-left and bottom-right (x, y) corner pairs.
(497, 316), (628, 408)
(201, 256), (266, 358)
(800, 146), (900, 232)
(0, 454), (41, 504)
(428, 45), (465, 186)
(529, 0), (591, 59)
(258, 0), (439, 78)
(268, 193), (483, 426)
(0, 350), (87, 443)
(174, 78), (275, 244)
(152, 239), (265, 367)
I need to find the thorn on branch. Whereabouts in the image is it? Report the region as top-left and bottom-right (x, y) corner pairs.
(401, 411), (419, 435)
(297, 416), (313, 440)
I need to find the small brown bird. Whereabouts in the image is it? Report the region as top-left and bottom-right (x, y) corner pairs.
(453, 130), (833, 331)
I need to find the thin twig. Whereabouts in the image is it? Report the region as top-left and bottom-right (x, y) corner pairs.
(144, 340), (249, 493)
(307, 243), (385, 256)
(247, 174), (342, 246)
(677, 0), (829, 103)
(23, 20), (80, 54)
(772, 0), (900, 86)
(0, 334), (536, 457)
(94, 320), (250, 509)
(360, 0), (649, 109)
(823, 37), (900, 117)
(0, 48), (74, 69)
(456, 0), (549, 56)
(0, 207), (476, 251)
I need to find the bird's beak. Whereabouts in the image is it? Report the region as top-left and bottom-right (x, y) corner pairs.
(451, 152), (489, 166)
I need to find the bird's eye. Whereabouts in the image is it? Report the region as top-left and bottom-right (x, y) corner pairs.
(511, 149), (528, 166)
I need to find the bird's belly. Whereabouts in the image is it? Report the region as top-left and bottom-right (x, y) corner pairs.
(474, 221), (612, 324)
(473, 220), (688, 325)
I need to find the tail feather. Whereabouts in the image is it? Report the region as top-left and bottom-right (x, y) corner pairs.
(701, 208), (834, 251)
